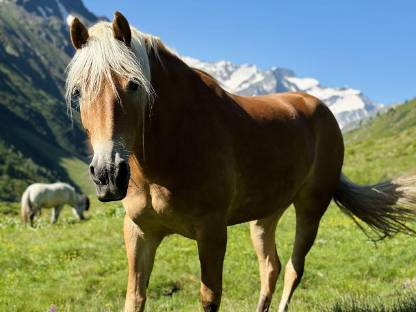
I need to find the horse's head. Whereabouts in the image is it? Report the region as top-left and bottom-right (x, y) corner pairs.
(66, 12), (152, 202)
(74, 194), (90, 220)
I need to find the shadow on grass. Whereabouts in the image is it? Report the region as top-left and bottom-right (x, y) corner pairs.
(328, 293), (416, 312)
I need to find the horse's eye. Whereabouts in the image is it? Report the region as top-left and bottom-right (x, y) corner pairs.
(127, 80), (139, 92)
(72, 87), (81, 99)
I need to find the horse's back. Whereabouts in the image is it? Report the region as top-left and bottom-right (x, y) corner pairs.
(234, 92), (333, 125)
(26, 182), (75, 208)
(233, 91), (343, 161)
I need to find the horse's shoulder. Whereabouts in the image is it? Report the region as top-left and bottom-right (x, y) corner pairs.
(27, 183), (44, 191)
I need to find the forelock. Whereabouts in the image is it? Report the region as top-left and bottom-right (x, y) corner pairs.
(65, 22), (153, 109)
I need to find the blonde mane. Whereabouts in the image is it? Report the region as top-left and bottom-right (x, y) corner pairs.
(65, 22), (160, 108)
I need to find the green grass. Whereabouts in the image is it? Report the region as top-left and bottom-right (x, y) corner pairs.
(343, 99), (416, 183)
(1, 99), (416, 311)
(59, 157), (95, 195)
(1, 202), (415, 312)
(328, 295), (416, 312)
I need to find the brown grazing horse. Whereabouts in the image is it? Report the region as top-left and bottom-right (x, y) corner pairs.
(66, 12), (416, 312)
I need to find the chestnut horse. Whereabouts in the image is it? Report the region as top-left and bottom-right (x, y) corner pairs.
(66, 12), (416, 312)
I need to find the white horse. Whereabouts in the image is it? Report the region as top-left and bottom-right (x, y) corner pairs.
(21, 182), (90, 226)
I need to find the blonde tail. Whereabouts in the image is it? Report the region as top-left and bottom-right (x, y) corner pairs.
(21, 188), (32, 225)
(334, 175), (416, 240)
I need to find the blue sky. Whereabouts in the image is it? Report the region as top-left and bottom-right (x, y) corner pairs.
(83, 0), (415, 104)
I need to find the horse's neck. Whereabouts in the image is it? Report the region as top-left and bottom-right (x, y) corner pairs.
(69, 191), (78, 206)
(136, 47), (231, 187)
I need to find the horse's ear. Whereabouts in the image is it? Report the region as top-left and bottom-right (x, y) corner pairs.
(112, 11), (131, 47)
(70, 17), (89, 49)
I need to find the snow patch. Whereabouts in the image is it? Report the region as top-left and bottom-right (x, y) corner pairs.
(66, 14), (75, 26)
(286, 77), (319, 90)
(182, 56), (381, 129)
(227, 64), (258, 90)
(326, 94), (366, 114)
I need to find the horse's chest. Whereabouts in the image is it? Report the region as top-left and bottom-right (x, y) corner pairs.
(123, 184), (197, 238)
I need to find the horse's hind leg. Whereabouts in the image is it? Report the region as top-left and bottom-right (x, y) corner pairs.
(250, 212), (283, 312)
(277, 193), (330, 312)
(29, 205), (40, 227)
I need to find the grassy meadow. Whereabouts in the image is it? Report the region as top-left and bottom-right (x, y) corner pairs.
(1, 100), (416, 311)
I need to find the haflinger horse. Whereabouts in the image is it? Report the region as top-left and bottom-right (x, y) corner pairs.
(21, 182), (90, 226)
(66, 12), (416, 312)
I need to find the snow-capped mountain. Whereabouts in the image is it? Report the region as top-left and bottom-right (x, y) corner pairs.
(0, 0), (380, 130)
(183, 57), (381, 129)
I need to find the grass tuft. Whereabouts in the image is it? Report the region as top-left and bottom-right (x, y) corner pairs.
(329, 293), (416, 312)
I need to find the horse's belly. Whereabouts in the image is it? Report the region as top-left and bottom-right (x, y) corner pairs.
(226, 187), (295, 225)
(31, 189), (67, 208)
(43, 196), (64, 207)
(226, 159), (309, 224)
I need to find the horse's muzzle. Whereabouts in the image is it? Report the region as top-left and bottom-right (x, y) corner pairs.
(89, 158), (130, 202)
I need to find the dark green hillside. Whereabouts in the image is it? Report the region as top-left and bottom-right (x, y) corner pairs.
(0, 0), (99, 201)
(343, 99), (416, 183)
(0, 142), (55, 201)
(0, 3), (83, 155)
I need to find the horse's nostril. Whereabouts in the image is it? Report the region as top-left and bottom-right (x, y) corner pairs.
(116, 160), (130, 186)
(90, 165), (109, 186)
(98, 173), (109, 185)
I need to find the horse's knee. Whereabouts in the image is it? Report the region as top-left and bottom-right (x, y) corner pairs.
(268, 247), (281, 280)
(286, 257), (304, 283)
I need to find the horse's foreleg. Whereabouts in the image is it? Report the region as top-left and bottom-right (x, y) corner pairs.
(51, 205), (63, 224)
(124, 215), (163, 312)
(196, 219), (227, 312)
(277, 196), (328, 312)
(250, 213), (283, 312)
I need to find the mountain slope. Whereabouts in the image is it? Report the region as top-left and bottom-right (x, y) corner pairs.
(183, 57), (381, 129)
(0, 0), (99, 201)
(343, 98), (416, 184)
